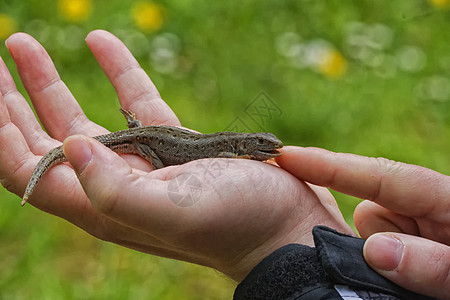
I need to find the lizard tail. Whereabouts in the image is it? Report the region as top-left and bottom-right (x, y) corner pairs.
(22, 145), (67, 206)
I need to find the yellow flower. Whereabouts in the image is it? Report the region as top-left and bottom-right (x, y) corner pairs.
(0, 14), (17, 40)
(58, 0), (92, 23)
(318, 49), (348, 79)
(429, 0), (450, 9)
(132, 1), (165, 32)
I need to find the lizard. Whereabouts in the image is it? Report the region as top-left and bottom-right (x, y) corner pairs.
(21, 108), (283, 206)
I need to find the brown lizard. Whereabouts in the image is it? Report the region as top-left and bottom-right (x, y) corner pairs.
(22, 109), (283, 205)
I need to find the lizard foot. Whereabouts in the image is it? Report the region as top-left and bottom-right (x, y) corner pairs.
(119, 108), (143, 128)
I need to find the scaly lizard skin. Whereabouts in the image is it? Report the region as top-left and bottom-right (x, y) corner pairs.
(22, 109), (283, 205)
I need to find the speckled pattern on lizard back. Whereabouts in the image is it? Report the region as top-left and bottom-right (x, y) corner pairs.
(21, 109), (283, 205)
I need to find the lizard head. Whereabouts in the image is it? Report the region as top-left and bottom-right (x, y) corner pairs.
(241, 132), (283, 161)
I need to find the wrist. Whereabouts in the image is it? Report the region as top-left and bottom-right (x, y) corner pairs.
(219, 244), (299, 282)
(221, 228), (318, 282)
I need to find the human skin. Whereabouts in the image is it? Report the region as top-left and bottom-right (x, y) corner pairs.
(1, 30), (448, 299)
(277, 147), (450, 300)
(0, 30), (352, 282)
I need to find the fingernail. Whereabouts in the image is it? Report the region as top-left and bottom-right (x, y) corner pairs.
(5, 35), (13, 49)
(63, 135), (93, 174)
(5, 38), (14, 60)
(364, 234), (404, 271)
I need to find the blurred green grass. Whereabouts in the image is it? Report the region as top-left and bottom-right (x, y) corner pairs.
(0, 0), (449, 298)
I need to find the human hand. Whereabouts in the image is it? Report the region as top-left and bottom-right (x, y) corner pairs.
(0, 29), (178, 212)
(276, 146), (450, 299)
(0, 30), (352, 282)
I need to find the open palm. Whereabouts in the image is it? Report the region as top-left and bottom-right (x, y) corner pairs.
(0, 30), (352, 281)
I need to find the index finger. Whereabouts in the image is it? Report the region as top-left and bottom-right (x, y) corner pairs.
(276, 146), (450, 219)
(5, 33), (105, 140)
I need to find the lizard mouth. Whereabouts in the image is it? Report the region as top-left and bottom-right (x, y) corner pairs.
(257, 149), (282, 158)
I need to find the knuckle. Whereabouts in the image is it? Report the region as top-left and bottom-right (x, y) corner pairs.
(428, 247), (450, 288)
(371, 157), (407, 201)
(0, 119), (11, 132)
(27, 130), (54, 154)
(374, 157), (404, 176)
(37, 77), (63, 94)
(324, 159), (338, 188)
(65, 112), (89, 136)
(374, 156), (395, 168)
(0, 155), (31, 196)
(112, 64), (141, 83)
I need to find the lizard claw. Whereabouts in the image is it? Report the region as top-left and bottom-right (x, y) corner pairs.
(119, 108), (143, 128)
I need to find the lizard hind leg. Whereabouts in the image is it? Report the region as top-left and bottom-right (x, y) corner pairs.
(119, 108), (144, 129)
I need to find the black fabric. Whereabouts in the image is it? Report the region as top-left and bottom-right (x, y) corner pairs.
(312, 226), (435, 300)
(233, 244), (333, 299)
(234, 226), (436, 300)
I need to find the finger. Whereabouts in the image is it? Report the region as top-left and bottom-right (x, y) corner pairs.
(85, 30), (179, 126)
(62, 135), (174, 232)
(274, 156), (353, 235)
(364, 233), (450, 299)
(354, 200), (420, 238)
(0, 90), (169, 250)
(0, 57), (67, 202)
(0, 56), (61, 154)
(0, 98), (193, 260)
(5, 33), (107, 140)
(0, 86), (37, 195)
(276, 146), (450, 219)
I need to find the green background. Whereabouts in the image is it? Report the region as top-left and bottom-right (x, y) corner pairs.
(0, 0), (449, 298)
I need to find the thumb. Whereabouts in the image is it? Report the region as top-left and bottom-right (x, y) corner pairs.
(363, 232), (450, 299)
(63, 135), (96, 176)
(63, 135), (187, 236)
(62, 135), (144, 217)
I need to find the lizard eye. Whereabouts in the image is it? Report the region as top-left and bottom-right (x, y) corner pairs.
(258, 138), (265, 144)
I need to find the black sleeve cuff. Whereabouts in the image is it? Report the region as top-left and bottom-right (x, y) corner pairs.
(234, 226), (435, 300)
(234, 242), (337, 299)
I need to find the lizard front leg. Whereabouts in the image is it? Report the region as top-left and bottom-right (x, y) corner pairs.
(136, 143), (165, 169)
(119, 108), (143, 129)
(217, 152), (256, 159)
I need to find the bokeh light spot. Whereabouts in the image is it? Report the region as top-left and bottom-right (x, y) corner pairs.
(318, 49), (348, 79)
(396, 46), (427, 73)
(58, 0), (93, 23)
(0, 14), (18, 40)
(132, 1), (165, 32)
(429, 0), (450, 9)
